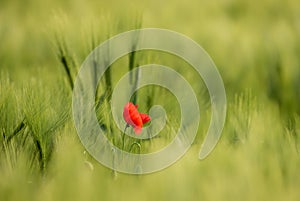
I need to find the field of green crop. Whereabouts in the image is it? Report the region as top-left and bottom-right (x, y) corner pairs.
(1, 0), (300, 200)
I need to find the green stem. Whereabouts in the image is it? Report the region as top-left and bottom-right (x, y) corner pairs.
(122, 124), (129, 151)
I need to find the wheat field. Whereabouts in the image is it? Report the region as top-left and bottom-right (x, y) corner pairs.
(0, 0), (300, 200)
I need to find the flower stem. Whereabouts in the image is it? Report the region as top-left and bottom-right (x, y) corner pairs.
(122, 124), (129, 151)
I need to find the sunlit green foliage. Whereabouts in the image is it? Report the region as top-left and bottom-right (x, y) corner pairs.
(0, 0), (300, 200)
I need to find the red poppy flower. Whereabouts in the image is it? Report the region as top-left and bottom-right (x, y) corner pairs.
(123, 102), (151, 134)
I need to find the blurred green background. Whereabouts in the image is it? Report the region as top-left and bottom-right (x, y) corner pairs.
(0, 0), (300, 200)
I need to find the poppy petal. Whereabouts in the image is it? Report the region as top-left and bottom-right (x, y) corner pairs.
(140, 113), (151, 124)
(134, 127), (142, 134)
(123, 102), (143, 128)
(123, 102), (151, 135)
